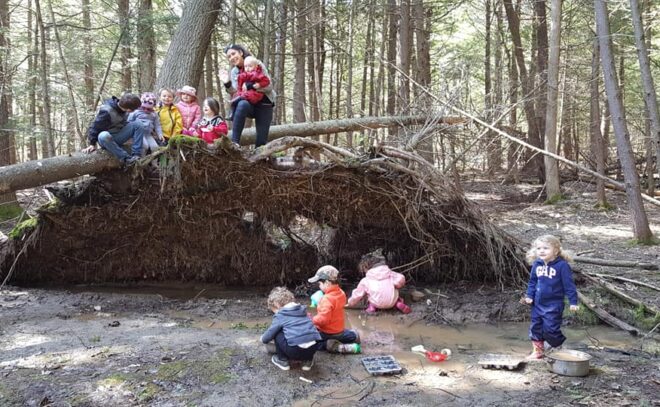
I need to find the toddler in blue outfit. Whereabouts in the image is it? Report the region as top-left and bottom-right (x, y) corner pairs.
(261, 287), (321, 371)
(524, 235), (579, 359)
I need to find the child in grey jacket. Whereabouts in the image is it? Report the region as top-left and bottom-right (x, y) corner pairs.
(128, 92), (164, 155)
(261, 287), (321, 371)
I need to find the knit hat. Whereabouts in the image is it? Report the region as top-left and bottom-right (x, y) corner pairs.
(308, 265), (339, 283)
(177, 86), (197, 99)
(140, 92), (157, 109)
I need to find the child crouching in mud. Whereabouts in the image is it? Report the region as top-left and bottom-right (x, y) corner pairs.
(261, 287), (321, 371)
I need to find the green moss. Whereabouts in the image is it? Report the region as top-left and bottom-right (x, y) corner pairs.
(157, 349), (235, 384)
(626, 237), (660, 246)
(137, 382), (161, 403)
(98, 373), (130, 387)
(169, 135), (204, 147)
(8, 217), (38, 240)
(632, 305), (660, 330)
(543, 193), (565, 205)
(0, 204), (23, 221)
(568, 303), (600, 325)
(594, 201), (616, 211)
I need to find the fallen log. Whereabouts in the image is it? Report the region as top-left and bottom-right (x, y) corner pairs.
(577, 270), (660, 315)
(0, 115), (441, 194)
(589, 273), (660, 292)
(577, 291), (640, 336)
(574, 256), (658, 270)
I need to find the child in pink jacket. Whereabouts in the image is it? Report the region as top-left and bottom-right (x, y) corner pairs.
(175, 85), (202, 132)
(347, 253), (411, 314)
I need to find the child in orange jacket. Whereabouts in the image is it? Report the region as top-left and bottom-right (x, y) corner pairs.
(308, 265), (360, 353)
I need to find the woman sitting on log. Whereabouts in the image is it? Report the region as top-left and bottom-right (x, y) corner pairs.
(220, 44), (275, 148)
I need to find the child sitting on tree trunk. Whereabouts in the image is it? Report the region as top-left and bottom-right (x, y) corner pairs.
(523, 234), (578, 360)
(347, 252), (411, 314)
(181, 97), (228, 144)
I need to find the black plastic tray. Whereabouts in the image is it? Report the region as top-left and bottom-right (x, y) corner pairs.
(361, 355), (403, 376)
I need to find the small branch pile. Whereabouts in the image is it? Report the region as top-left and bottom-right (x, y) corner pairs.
(1, 136), (527, 287)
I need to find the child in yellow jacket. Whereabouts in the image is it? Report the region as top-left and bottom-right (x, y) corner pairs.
(156, 88), (183, 141)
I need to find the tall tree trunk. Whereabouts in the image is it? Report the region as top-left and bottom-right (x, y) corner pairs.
(27, 0), (38, 160)
(292, 0), (307, 123)
(118, 0), (132, 92)
(0, 0), (19, 211)
(590, 37), (607, 207)
(228, 0), (236, 44)
(82, 0), (94, 114)
(262, 0), (273, 64)
(386, 0), (397, 139)
(138, 0), (156, 91)
(630, 0), (660, 182)
(47, 0), (84, 147)
(485, 0), (493, 173)
(155, 0), (221, 92)
(35, 0), (54, 158)
(345, 0), (355, 147)
(595, 0), (653, 241)
(543, 0), (562, 198)
(492, 0), (503, 171)
(398, 0), (410, 115)
(534, 0), (548, 145)
(273, 1), (287, 124)
(503, 0), (543, 181)
(413, 0), (432, 163)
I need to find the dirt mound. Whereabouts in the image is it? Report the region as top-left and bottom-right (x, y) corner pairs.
(1, 137), (526, 287)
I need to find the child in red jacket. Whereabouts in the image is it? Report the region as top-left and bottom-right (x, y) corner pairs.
(182, 97), (228, 144)
(228, 56), (271, 119)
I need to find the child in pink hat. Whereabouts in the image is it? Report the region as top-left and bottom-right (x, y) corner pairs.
(175, 85), (201, 132)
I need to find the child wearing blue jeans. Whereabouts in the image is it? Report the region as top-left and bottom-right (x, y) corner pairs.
(524, 235), (579, 359)
(261, 287), (321, 371)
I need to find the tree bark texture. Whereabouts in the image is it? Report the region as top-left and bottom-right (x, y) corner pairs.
(155, 0), (221, 92)
(82, 0), (94, 113)
(543, 0), (562, 197)
(503, 0), (543, 181)
(138, 0), (156, 91)
(590, 37), (607, 206)
(117, 0), (132, 92)
(630, 0), (660, 182)
(595, 0), (653, 240)
(292, 0), (307, 123)
(35, 0), (54, 158)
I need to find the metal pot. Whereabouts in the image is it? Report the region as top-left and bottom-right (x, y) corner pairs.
(546, 349), (592, 377)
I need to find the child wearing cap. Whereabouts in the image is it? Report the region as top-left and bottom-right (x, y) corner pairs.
(308, 265), (361, 354)
(175, 85), (201, 132)
(261, 287), (322, 371)
(128, 92), (165, 155)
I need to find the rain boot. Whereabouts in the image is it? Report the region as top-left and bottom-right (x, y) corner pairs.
(365, 303), (377, 314)
(326, 339), (361, 354)
(526, 340), (545, 360)
(395, 298), (412, 314)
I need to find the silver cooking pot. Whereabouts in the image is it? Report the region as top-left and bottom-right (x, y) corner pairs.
(546, 349), (592, 377)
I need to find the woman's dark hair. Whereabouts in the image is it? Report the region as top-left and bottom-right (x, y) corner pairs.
(204, 97), (220, 116)
(223, 43), (251, 58)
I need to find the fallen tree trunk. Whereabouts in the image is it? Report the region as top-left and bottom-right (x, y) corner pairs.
(577, 291), (640, 336)
(590, 273), (660, 292)
(577, 270), (660, 315)
(574, 255), (659, 270)
(0, 115), (437, 194)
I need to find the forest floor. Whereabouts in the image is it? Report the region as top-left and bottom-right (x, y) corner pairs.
(1, 178), (659, 406)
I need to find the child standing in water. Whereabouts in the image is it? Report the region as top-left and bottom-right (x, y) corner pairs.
(524, 234), (578, 359)
(156, 88), (183, 141)
(347, 252), (411, 314)
(175, 85), (201, 132)
(261, 287), (321, 371)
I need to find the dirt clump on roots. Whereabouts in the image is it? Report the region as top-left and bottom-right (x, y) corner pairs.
(1, 136), (525, 287)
